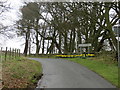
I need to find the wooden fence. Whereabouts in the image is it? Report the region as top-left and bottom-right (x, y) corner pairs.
(0, 47), (21, 61)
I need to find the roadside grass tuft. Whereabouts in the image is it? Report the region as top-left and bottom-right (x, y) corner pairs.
(2, 57), (42, 88)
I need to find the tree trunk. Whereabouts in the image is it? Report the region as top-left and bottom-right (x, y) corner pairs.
(58, 33), (62, 54)
(36, 32), (39, 55)
(64, 32), (68, 54)
(24, 28), (30, 56)
(71, 29), (76, 53)
(42, 37), (45, 54)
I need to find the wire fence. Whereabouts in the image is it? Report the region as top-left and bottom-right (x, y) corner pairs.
(0, 47), (21, 89)
(0, 47), (21, 61)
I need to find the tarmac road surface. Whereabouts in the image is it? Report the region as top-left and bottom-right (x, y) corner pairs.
(29, 58), (116, 88)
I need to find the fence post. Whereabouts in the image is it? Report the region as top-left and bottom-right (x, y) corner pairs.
(0, 47), (2, 61)
(9, 48), (11, 60)
(15, 48), (16, 59)
(16, 49), (18, 57)
(19, 49), (20, 57)
(17, 49), (19, 57)
(5, 47), (7, 61)
(1, 47), (2, 52)
(12, 48), (14, 59)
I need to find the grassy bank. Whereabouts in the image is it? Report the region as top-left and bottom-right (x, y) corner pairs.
(2, 57), (42, 88)
(65, 54), (118, 87)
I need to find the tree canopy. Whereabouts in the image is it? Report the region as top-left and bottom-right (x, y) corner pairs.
(17, 2), (119, 57)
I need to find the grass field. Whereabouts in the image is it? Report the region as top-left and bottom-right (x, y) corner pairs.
(65, 55), (118, 87)
(2, 57), (42, 88)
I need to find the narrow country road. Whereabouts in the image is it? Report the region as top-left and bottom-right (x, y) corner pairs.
(29, 58), (116, 88)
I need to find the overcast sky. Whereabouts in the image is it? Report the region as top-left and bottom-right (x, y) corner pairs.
(0, 0), (25, 53)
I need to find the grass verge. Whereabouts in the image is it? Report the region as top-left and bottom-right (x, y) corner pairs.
(2, 57), (42, 88)
(64, 57), (118, 87)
